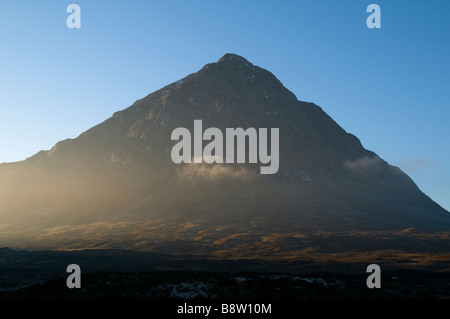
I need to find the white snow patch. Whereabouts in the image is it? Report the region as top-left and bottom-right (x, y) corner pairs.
(298, 278), (329, 286)
(158, 281), (212, 299)
(246, 75), (255, 83)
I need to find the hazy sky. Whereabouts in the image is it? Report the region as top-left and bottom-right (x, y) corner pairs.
(0, 1), (449, 211)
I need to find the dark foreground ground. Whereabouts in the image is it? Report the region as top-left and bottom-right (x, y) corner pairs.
(0, 248), (449, 299)
(1, 269), (449, 299)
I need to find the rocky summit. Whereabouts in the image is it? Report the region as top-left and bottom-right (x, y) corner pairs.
(0, 54), (448, 265)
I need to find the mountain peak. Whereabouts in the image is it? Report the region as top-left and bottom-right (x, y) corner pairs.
(217, 53), (253, 68)
(218, 53), (250, 63)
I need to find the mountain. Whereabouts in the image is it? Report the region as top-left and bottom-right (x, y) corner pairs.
(0, 54), (449, 261)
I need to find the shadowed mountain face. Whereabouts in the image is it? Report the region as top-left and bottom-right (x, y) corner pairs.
(0, 54), (449, 254)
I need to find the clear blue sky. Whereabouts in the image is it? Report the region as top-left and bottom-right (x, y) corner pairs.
(0, 1), (449, 211)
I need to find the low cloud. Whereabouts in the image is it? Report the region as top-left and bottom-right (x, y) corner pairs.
(344, 156), (383, 171)
(394, 158), (434, 173)
(177, 164), (258, 181)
